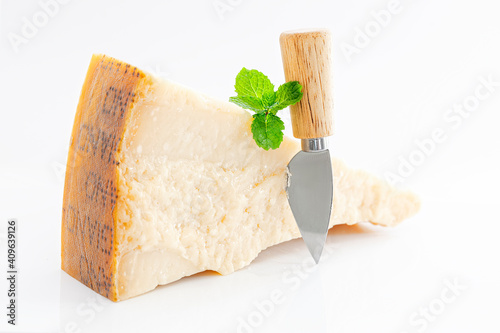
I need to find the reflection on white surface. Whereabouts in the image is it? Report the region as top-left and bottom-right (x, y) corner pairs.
(55, 221), (429, 332)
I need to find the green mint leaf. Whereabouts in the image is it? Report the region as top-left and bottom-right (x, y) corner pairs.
(269, 81), (303, 113)
(234, 68), (274, 99)
(261, 91), (276, 109)
(229, 96), (265, 112)
(251, 113), (285, 150)
(229, 68), (303, 151)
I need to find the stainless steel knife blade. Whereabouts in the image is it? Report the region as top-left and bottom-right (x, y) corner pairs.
(286, 140), (333, 263)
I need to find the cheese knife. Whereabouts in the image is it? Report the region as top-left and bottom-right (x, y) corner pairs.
(280, 29), (334, 264)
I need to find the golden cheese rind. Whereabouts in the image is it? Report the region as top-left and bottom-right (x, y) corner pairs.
(61, 54), (146, 301)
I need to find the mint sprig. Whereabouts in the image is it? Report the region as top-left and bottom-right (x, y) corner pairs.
(229, 68), (303, 150)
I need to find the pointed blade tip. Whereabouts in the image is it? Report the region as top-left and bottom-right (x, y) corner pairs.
(305, 237), (324, 264)
(312, 252), (321, 264)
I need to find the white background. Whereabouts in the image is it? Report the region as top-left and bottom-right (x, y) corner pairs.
(1, 0), (499, 332)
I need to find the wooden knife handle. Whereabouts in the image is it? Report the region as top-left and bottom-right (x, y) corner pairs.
(280, 29), (334, 139)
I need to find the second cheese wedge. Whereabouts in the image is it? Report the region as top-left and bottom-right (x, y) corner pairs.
(61, 54), (420, 301)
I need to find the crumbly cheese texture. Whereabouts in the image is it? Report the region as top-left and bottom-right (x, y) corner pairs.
(62, 55), (420, 302)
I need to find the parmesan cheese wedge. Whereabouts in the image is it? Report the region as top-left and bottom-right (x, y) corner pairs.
(61, 54), (420, 301)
